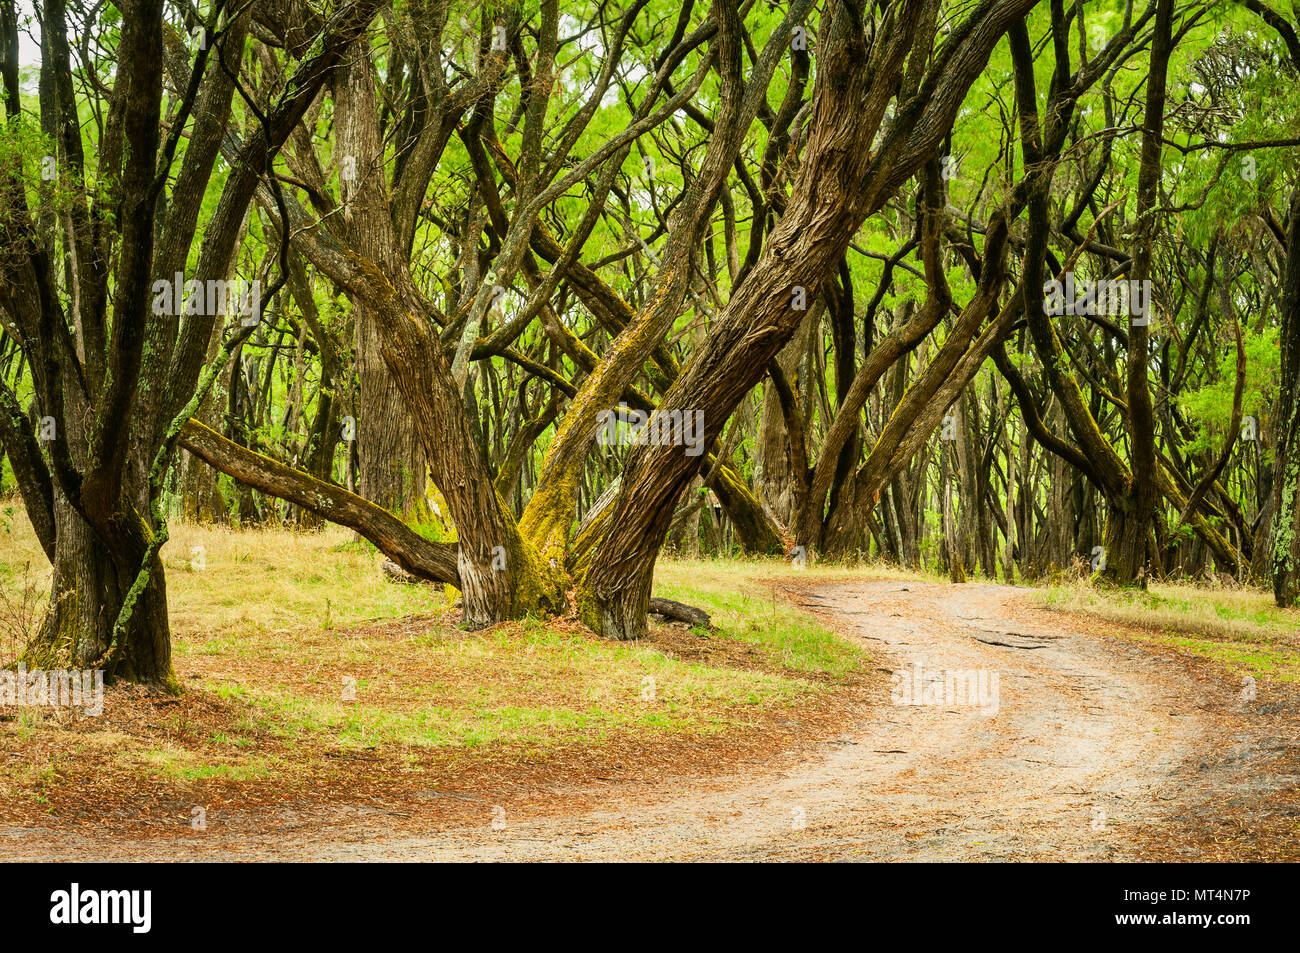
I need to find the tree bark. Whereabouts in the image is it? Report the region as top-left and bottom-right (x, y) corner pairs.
(28, 493), (172, 686)
(1272, 190), (1300, 605)
(336, 48), (431, 520)
(1103, 0), (1173, 587)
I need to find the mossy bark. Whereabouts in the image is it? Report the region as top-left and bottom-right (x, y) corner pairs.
(1100, 495), (1155, 589)
(707, 461), (784, 555)
(1274, 455), (1300, 607)
(1271, 191), (1300, 606)
(26, 497), (175, 689)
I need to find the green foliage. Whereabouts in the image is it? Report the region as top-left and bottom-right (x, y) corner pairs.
(1176, 325), (1279, 457)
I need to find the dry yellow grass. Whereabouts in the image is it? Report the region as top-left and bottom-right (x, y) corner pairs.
(1, 509), (436, 638)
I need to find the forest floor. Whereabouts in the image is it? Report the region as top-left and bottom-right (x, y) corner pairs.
(2, 512), (1299, 861)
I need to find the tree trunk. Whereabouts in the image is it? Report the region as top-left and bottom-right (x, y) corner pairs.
(706, 459), (784, 554)
(180, 321), (231, 523)
(337, 50), (430, 522)
(756, 310), (814, 526)
(1004, 411), (1018, 583)
(1101, 494), (1154, 585)
(579, 0), (970, 638)
(1272, 190), (1300, 605)
(178, 418), (459, 583)
(29, 496), (173, 687)
(1102, 0), (1173, 586)
(355, 304), (430, 520)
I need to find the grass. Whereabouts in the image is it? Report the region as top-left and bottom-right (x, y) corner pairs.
(653, 556), (903, 676)
(0, 506), (437, 640)
(199, 617), (812, 752)
(0, 503), (869, 825)
(1037, 578), (1300, 681)
(118, 747), (278, 782)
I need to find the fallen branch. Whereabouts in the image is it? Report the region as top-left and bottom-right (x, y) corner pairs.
(647, 598), (712, 627)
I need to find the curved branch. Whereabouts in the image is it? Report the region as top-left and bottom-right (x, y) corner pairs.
(178, 419), (460, 586)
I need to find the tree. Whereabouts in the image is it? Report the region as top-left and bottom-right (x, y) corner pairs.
(0, 0), (383, 684)
(5, 0), (1296, 690)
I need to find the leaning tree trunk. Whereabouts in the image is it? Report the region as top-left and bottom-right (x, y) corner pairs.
(579, 0), (921, 638)
(706, 460), (785, 554)
(579, 0), (1039, 639)
(331, 45), (561, 625)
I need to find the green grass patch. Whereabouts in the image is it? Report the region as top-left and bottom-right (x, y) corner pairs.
(655, 556), (875, 676)
(1038, 580), (1300, 681)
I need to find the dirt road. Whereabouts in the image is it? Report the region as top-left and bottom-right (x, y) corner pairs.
(9, 580), (1295, 860)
